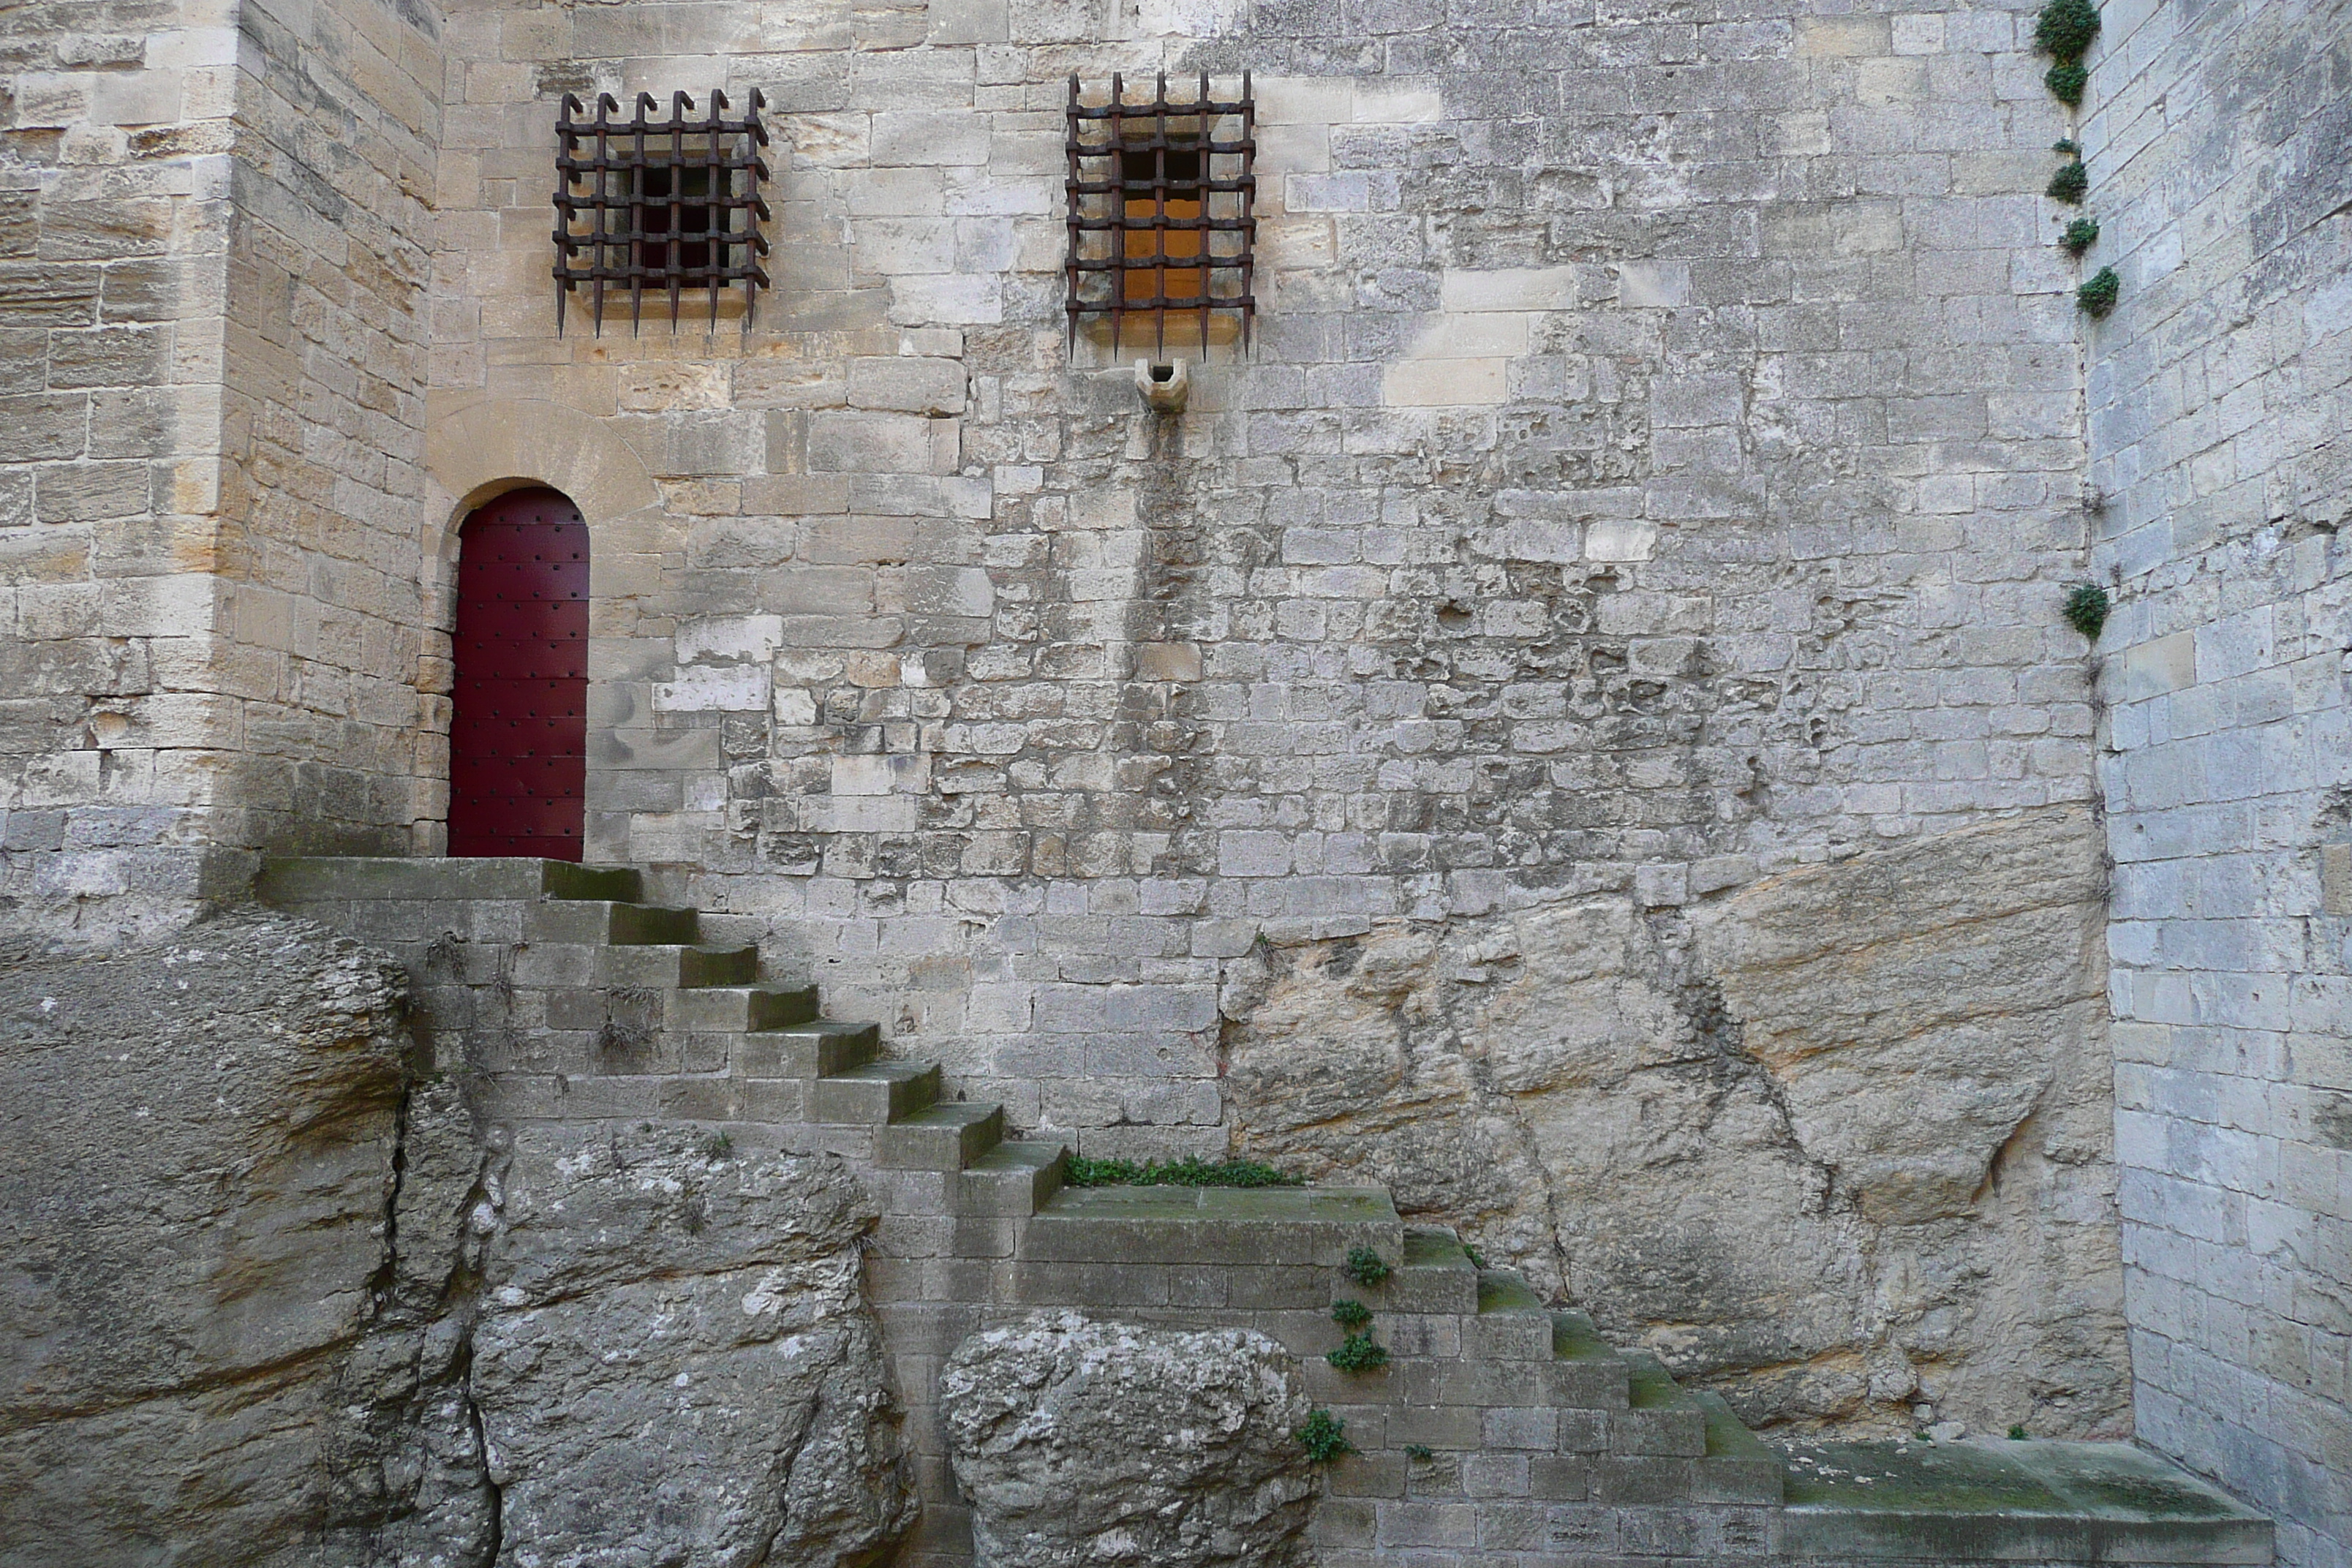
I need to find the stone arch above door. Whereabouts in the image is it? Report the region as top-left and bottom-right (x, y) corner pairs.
(425, 396), (661, 536)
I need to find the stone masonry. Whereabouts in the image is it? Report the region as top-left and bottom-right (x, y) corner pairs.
(2078, 0), (2352, 1560)
(1, 0), (2348, 1555)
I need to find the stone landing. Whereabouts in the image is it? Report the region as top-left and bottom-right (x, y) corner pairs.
(256, 857), (2273, 1567)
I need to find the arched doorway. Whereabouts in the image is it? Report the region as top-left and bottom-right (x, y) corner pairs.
(448, 486), (588, 860)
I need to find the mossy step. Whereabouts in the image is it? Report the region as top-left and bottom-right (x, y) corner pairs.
(961, 1139), (1068, 1216)
(1780, 1439), (2271, 1562)
(811, 1060), (940, 1123)
(258, 855), (641, 905)
(877, 1101), (1006, 1170)
(1469, 1266), (1553, 1358)
(1689, 1390), (1786, 1504)
(669, 984), (821, 1034)
(1371, 1226), (1479, 1313)
(1550, 1308), (1615, 1362)
(1474, 1267), (1545, 1315)
(600, 943), (759, 988)
(1027, 1185), (1402, 1268)
(529, 899), (699, 946)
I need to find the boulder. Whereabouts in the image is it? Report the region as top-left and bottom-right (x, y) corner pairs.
(941, 1312), (1316, 1568)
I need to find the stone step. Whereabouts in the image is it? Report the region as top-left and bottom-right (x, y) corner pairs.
(878, 1101), (1007, 1171)
(1026, 1185), (1403, 1267)
(1689, 1390), (1785, 1504)
(672, 983), (822, 1034)
(735, 1019), (879, 1080)
(813, 1060), (941, 1124)
(1610, 1349), (1711, 1458)
(1366, 1225), (1480, 1313)
(1468, 1266), (1555, 1360)
(1780, 1438), (2269, 1561)
(598, 943), (758, 988)
(529, 899), (701, 946)
(960, 1139), (1069, 1218)
(257, 855), (641, 904)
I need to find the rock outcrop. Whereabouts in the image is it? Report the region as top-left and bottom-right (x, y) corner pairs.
(1222, 805), (2127, 1438)
(472, 1125), (915, 1567)
(0, 909), (913, 1567)
(941, 1312), (1316, 1568)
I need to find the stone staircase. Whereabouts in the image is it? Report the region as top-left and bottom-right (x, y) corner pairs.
(256, 856), (2273, 1568)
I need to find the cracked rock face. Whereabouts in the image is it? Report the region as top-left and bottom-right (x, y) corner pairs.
(941, 1312), (1316, 1568)
(472, 1125), (915, 1567)
(1223, 805), (2127, 1439)
(0, 910), (913, 1568)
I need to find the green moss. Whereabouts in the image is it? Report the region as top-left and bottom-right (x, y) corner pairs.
(2077, 265), (2120, 318)
(2046, 160), (2089, 204)
(2061, 216), (2100, 255)
(1061, 1154), (1305, 1188)
(2046, 61), (2090, 105)
(2033, 0), (2101, 59)
(1296, 1409), (1353, 1463)
(2062, 582), (2111, 638)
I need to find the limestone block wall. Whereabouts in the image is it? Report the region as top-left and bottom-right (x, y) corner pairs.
(408, 0), (2138, 1435)
(0, 0), (242, 945)
(2080, 0), (2352, 1561)
(0, 0), (440, 946)
(428, 0), (2101, 1131)
(214, 0), (442, 855)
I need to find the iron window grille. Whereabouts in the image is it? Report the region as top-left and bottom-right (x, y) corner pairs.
(553, 89), (772, 334)
(1065, 72), (1257, 357)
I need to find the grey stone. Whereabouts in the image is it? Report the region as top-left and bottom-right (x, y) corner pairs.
(941, 1311), (1317, 1568)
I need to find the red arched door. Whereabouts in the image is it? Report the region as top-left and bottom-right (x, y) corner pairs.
(448, 487), (588, 860)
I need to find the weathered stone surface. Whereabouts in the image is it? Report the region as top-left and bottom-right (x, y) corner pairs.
(0, 911), (916, 1567)
(1224, 807), (2127, 1439)
(0, 908), (472, 1566)
(471, 1126), (916, 1568)
(941, 1311), (1316, 1568)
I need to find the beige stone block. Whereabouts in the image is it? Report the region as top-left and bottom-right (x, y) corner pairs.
(848, 356), (967, 415)
(425, 396), (660, 525)
(1134, 642), (1201, 681)
(2323, 844), (2351, 917)
(1254, 76), (1354, 126)
(1439, 268), (1578, 312)
(2108, 632), (2195, 702)
(1796, 14), (1891, 55)
(1383, 358), (1507, 407)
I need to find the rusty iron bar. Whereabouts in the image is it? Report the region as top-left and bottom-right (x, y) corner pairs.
(1065, 70), (1257, 358)
(554, 88), (772, 336)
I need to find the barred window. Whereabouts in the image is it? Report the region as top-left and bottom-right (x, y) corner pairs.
(1065, 72), (1257, 356)
(553, 90), (772, 334)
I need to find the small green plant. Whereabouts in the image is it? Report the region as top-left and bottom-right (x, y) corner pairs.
(2033, 0), (2101, 61)
(2009, 1423), (2030, 1440)
(1463, 1243), (1488, 1270)
(1296, 1409), (1353, 1463)
(2046, 161), (2089, 203)
(1403, 1444), (1434, 1462)
(701, 1131), (734, 1159)
(2077, 265), (2120, 317)
(1327, 1333), (1391, 1373)
(1062, 1155), (1304, 1189)
(1331, 1299), (1373, 1330)
(1343, 1245), (1392, 1286)
(2045, 61), (2089, 105)
(2051, 137), (2079, 157)
(2063, 582), (2111, 638)
(2062, 216), (2100, 255)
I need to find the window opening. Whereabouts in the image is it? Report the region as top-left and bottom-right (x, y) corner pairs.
(1066, 72), (1257, 357)
(553, 90), (771, 336)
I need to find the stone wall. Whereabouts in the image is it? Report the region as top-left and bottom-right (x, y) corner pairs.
(0, 0), (441, 949)
(0, 0), (244, 946)
(424, 0), (2104, 1156)
(2079, 0), (2352, 1560)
